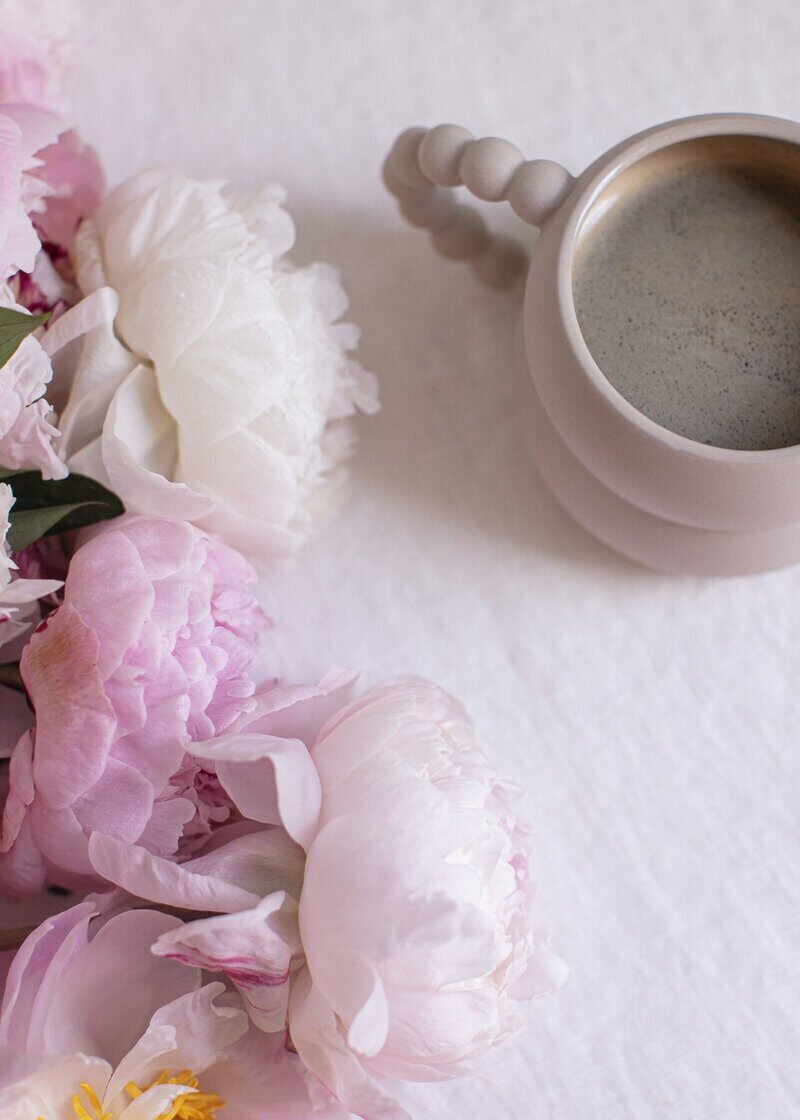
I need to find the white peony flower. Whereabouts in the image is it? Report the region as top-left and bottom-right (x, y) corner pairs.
(59, 169), (379, 562)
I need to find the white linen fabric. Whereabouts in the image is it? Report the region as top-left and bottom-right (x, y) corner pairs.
(5, 1), (799, 1117)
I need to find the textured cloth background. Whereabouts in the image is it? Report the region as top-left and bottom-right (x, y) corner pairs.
(17, 1), (800, 1116)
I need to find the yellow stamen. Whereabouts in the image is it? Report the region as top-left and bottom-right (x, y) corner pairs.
(126, 1070), (224, 1120)
(71, 1084), (113, 1120)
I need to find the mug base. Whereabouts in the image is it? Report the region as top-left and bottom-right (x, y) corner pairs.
(523, 371), (800, 577)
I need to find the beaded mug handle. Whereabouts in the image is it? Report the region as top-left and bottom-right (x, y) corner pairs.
(383, 125), (574, 288)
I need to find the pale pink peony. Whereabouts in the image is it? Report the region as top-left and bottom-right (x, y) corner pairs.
(0, 515), (270, 897)
(0, 0), (104, 292)
(0, 900), (350, 1119)
(89, 679), (566, 1120)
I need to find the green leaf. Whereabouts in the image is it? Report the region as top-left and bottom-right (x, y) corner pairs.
(0, 308), (49, 370)
(5, 471), (125, 552)
(8, 503), (107, 552)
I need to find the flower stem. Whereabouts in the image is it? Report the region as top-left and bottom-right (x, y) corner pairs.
(0, 662), (24, 692)
(0, 904), (215, 953)
(0, 925), (34, 951)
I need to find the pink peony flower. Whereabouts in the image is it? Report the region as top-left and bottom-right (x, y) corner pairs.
(0, 0), (104, 290)
(89, 679), (566, 1120)
(0, 515), (271, 897)
(0, 900), (350, 1119)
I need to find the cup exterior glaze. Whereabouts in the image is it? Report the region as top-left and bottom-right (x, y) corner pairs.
(524, 114), (800, 574)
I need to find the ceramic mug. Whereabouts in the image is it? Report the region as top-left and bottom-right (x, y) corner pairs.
(383, 114), (800, 577)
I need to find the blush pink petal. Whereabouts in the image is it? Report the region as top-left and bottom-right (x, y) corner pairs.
(183, 669), (356, 851)
(0, 902), (94, 1051)
(69, 758), (154, 843)
(0, 103), (62, 279)
(61, 529), (156, 680)
(38, 909), (198, 1067)
(136, 797), (197, 857)
(29, 803), (99, 883)
(153, 892), (303, 1033)
(87, 833), (262, 914)
(0, 731), (34, 850)
(185, 829), (305, 901)
(289, 969), (410, 1120)
(342, 956), (390, 1058)
(189, 733), (321, 852)
(21, 602), (117, 809)
(1, 102), (61, 154)
(201, 1018), (351, 1120)
(105, 982), (247, 1105)
(0, 112), (26, 257)
(32, 129), (104, 250)
(243, 669), (357, 742)
(0, 813), (45, 897)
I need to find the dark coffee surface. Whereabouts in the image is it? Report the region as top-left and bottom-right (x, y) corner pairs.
(573, 142), (800, 450)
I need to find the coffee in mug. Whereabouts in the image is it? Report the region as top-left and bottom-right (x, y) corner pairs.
(572, 136), (800, 451)
(385, 115), (800, 574)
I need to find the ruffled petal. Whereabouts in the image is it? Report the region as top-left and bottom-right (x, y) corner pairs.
(289, 969), (409, 1120)
(106, 982), (247, 1108)
(40, 909), (198, 1067)
(101, 365), (215, 521)
(87, 832), (262, 914)
(0, 900), (94, 1049)
(189, 732), (321, 851)
(21, 603), (117, 809)
(153, 893), (303, 1033)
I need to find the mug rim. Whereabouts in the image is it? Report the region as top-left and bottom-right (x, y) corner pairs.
(556, 112), (800, 462)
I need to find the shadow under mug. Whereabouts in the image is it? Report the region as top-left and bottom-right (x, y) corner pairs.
(384, 114), (800, 577)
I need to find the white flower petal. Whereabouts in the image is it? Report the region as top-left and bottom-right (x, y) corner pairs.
(106, 983), (247, 1108)
(3, 1054), (112, 1120)
(101, 364), (215, 520)
(65, 168), (378, 561)
(87, 832), (262, 914)
(152, 896), (302, 1034)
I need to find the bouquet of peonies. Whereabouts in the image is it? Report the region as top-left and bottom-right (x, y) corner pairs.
(0, 8), (565, 1119)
